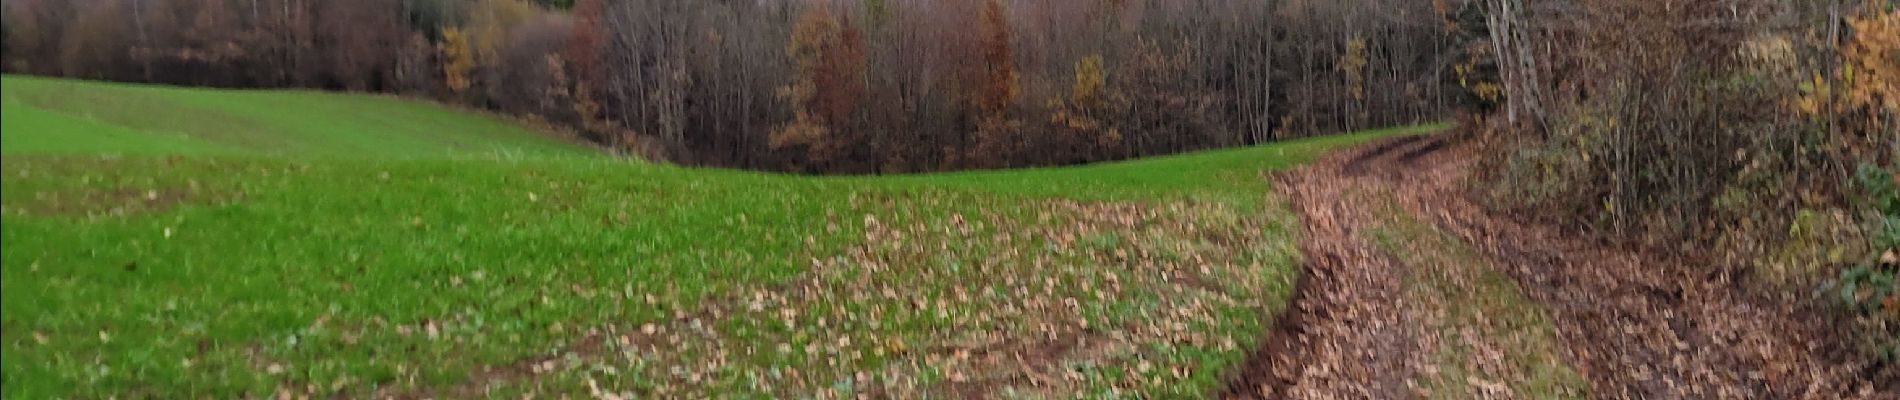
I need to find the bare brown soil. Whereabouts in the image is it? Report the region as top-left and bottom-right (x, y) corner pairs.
(1224, 135), (1895, 399)
(15, 186), (226, 217)
(1220, 135), (1433, 399)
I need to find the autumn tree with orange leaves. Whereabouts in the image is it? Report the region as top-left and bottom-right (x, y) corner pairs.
(564, 0), (609, 138)
(772, 7), (868, 170)
(968, 0), (1022, 168)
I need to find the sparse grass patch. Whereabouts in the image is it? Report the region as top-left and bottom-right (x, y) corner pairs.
(1365, 194), (1588, 399)
(490, 196), (1303, 399)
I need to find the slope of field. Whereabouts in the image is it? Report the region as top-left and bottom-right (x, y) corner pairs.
(0, 75), (593, 158)
(0, 76), (1442, 398)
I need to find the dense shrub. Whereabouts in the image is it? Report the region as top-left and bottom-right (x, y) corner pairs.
(1474, 0), (1899, 369)
(1827, 164), (1899, 365)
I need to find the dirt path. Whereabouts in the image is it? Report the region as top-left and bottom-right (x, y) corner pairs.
(1224, 135), (1893, 399)
(1218, 135), (1432, 399)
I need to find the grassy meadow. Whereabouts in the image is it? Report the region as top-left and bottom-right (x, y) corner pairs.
(1, 75), (1440, 398)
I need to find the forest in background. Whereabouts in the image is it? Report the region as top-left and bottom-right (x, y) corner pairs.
(0, 0), (1466, 173)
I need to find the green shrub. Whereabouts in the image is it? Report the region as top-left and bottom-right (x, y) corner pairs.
(1824, 163), (1900, 362)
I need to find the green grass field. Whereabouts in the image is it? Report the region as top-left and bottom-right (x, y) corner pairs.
(1, 75), (1441, 398)
(1, 75), (593, 158)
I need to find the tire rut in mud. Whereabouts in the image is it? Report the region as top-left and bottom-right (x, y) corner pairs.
(1221, 140), (1427, 399)
(1343, 134), (1431, 176)
(1217, 266), (1316, 399)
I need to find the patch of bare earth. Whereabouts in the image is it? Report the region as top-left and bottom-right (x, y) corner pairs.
(10, 186), (232, 217)
(1226, 135), (1895, 399)
(2, 158), (256, 218)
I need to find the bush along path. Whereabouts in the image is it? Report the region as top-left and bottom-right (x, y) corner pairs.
(1224, 135), (1894, 399)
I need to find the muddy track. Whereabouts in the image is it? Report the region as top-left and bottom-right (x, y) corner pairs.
(1223, 134), (1894, 399)
(1221, 135), (1446, 399)
(1343, 134), (1432, 176)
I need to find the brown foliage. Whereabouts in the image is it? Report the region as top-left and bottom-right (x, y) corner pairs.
(975, 0), (1021, 117)
(58, 1), (136, 80)
(563, 0), (608, 135)
(487, 15), (573, 118)
(965, 0), (1025, 168)
(772, 8), (868, 168)
(317, 0), (404, 90)
(565, 0), (606, 86)
(390, 32), (436, 95)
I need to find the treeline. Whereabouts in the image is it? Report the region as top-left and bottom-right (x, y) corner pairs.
(0, 0), (1462, 173)
(1473, 0), (1898, 367)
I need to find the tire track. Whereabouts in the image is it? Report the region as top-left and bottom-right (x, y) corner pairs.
(1222, 137), (1431, 399)
(1225, 134), (1894, 399)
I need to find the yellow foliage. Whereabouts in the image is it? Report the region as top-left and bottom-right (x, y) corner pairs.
(1337, 37), (1371, 101)
(1794, 72), (1832, 117)
(1801, 9), (1900, 120)
(1844, 9), (1900, 115)
(1048, 55), (1116, 157)
(1072, 56), (1107, 106)
(1473, 82), (1505, 103)
(439, 27), (476, 96)
(1455, 59), (1502, 104)
(1786, 5), (1899, 173)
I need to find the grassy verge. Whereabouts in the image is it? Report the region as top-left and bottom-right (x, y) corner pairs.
(1365, 194), (1588, 399)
